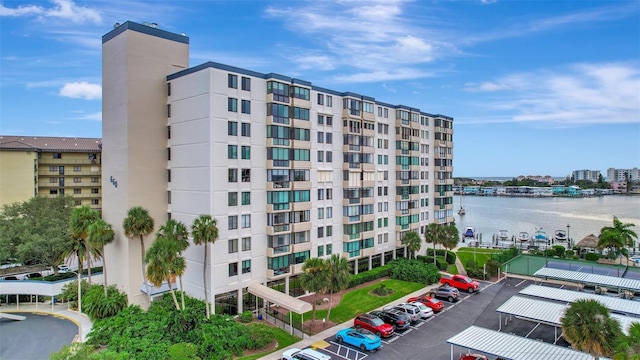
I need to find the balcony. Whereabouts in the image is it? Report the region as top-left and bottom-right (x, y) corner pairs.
(267, 267), (290, 280)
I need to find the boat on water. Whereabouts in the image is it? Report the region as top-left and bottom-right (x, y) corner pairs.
(517, 231), (530, 242)
(458, 192), (465, 215)
(532, 229), (548, 243)
(554, 229), (568, 242)
(498, 230), (510, 241)
(462, 227), (476, 242)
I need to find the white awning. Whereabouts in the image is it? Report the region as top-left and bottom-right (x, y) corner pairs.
(534, 268), (640, 292)
(247, 282), (312, 314)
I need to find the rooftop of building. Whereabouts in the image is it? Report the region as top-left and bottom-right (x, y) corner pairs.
(0, 135), (102, 153)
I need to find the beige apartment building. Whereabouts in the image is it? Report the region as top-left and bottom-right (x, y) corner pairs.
(102, 21), (455, 314)
(0, 136), (102, 210)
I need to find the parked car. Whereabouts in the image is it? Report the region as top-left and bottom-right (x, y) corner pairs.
(335, 327), (381, 352)
(282, 348), (332, 360)
(407, 301), (434, 319)
(369, 309), (411, 331)
(459, 354), (488, 360)
(57, 265), (71, 273)
(407, 295), (445, 312)
(430, 284), (460, 302)
(24, 272), (42, 279)
(1, 276), (19, 280)
(353, 313), (394, 338)
(440, 274), (480, 293)
(388, 303), (421, 322)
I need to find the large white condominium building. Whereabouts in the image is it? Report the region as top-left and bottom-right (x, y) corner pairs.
(102, 21), (455, 314)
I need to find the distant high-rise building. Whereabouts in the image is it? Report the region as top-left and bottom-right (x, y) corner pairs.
(571, 169), (601, 183)
(102, 21), (455, 314)
(0, 136), (102, 210)
(607, 167), (640, 182)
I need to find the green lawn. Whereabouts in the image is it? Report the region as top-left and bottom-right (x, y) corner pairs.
(456, 247), (503, 267)
(292, 279), (425, 326)
(237, 328), (299, 360)
(447, 264), (459, 275)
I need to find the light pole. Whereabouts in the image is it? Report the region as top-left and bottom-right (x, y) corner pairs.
(70, 270), (82, 342)
(567, 224), (571, 248)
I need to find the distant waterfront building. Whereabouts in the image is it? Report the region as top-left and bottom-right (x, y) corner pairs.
(607, 167), (639, 182)
(572, 169), (601, 183)
(0, 135), (102, 210)
(516, 175), (555, 184)
(101, 21), (455, 313)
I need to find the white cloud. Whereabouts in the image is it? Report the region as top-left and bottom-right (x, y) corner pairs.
(463, 62), (640, 126)
(0, 4), (43, 16)
(72, 112), (102, 121)
(59, 82), (101, 100)
(0, 0), (101, 24)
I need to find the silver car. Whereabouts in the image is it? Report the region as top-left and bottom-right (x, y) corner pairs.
(388, 303), (420, 322)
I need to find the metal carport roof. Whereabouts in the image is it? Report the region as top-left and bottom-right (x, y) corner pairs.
(497, 295), (639, 336)
(447, 325), (595, 360)
(519, 284), (640, 317)
(247, 282), (312, 314)
(534, 268), (640, 292)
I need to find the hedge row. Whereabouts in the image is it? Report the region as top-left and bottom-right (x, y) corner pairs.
(416, 255), (448, 271)
(347, 264), (392, 288)
(426, 249), (457, 264)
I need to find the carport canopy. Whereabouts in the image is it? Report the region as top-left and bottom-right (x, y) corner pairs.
(247, 282), (312, 314)
(534, 268), (640, 292)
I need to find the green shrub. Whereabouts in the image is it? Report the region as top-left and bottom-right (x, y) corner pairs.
(416, 255), (448, 270)
(565, 249), (575, 257)
(389, 258), (440, 284)
(168, 343), (201, 360)
(464, 259), (484, 279)
(544, 249), (556, 258)
(82, 284), (128, 320)
(347, 264), (391, 288)
(372, 284), (394, 296)
(553, 245), (565, 258)
(239, 310), (253, 323)
(426, 249), (457, 264)
(485, 259), (501, 278)
(246, 323), (276, 350)
(585, 253), (599, 261)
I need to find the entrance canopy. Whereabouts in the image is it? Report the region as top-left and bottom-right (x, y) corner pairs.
(247, 282), (312, 314)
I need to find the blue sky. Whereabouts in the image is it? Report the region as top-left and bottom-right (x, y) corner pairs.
(1, 0), (638, 178)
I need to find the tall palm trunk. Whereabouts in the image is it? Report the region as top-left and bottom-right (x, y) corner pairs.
(85, 240), (92, 285)
(167, 278), (180, 310)
(102, 247), (108, 297)
(203, 242), (210, 319)
(312, 293), (318, 321)
(179, 276), (185, 310)
(327, 291), (334, 321)
(140, 237), (151, 305)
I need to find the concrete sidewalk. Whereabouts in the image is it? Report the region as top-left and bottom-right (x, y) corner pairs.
(0, 301), (93, 342)
(258, 282), (442, 360)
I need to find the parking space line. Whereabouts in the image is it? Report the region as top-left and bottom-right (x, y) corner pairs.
(328, 341), (369, 360)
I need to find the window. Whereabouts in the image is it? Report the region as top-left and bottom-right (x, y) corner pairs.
(167, 104), (171, 117)
(91, 188), (99, 194)
(326, 133), (332, 144)
(326, 116), (333, 126)
(242, 168), (251, 182)
(384, 108), (389, 118)
(228, 192), (238, 206)
(73, 166), (81, 172)
(242, 260), (251, 274)
(318, 131), (324, 143)
(241, 123), (250, 137)
(167, 82), (171, 96)
(241, 214), (251, 228)
(74, 188), (81, 194)
(241, 100), (251, 114)
(318, 115), (324, 125)
(326, 95), (333, 107)
(228, 121), (238, 135)
(318, 245), (324, 257)
(326, 244), (333, 255)
(53, 153), (62, 159)
(326, 226), (332, 236)
(228, 145), (238, 159)
(91, 177), (99, 183)
(318, 208), (324, 219)
(241, 146), (251, 159)
(228, 216), (238, 230)
(318, 227), (324, 238)
(242, 237), (251, 251)
(241, 192), (251, 205)
(327, 207), (333, 218)
(318, 189), (325, 200)
(49, 177), (56, 183)
(378, 106), (382, 116)
(49, 165), (57, 172)
(49, 189), (58, 195)
(167, 148), (171, 160)
(92, 199), (99, 205)
(228, 74), (238, 89)
(228, 97), (238, 112)
(229, 262), (238, 276)
(317, 151), (324, 162)
(241, 76), (251, 91)
(228, 169), (238, 182)
(73, 177), (81, 183)
(317, 93), (324, 105)
(326, 189), (333, 199)
(228, 238), (238, 253)
(292, 86), (310, 100)
(326, 151), (332, 163)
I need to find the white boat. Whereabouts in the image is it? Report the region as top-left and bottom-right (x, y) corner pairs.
(532, 229), (548, 244)
(462, 227), (476, 242)
(517, 231), (530, 242)
(458, 192), (465, 215)
(554, 229), (568, 242)
(498, 230), (510, 241)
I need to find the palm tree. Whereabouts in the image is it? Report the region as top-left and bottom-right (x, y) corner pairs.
(614, 322), (640, 359)
(599, 228), (626, 262)
(145, 237), (182, 310)
(123, 206), (155, 305)
(561, 299), (622, 359)
(87, 219), (115, 296)
(156, 219), (189, 309)
(401, 231), (421, 259)
(603, 216), (638, 254)
(441, 222), (460, 263)
(299, 257), (329, 321)
(191, 214), (219, 319)
(69, 206), (100, 284)
(424, 223), (444, 266)
(325, 254), (351, 321)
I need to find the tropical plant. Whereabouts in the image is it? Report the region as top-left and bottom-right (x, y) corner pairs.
(123, 207), (155, 306)
(401, 231), (422, 259)
(424, 223), (445, 266)
(614, 322), (640, 359)
(145, 236), (185, 310)
(190, 214), (219, 318)
(87, 219), (115, 296)
(441, 222), (460, 262)
(69, 206), (101, 284)
(157, 219), (189, 309)
(325, 254), (351, 321)
(561, 299), (623, 359)
(82, 283), (128, 320)
(299, 257), (329, 321)
(601, 216), (638, 262)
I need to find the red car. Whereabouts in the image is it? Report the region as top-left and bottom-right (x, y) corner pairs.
(407, 295), (445, 312)
(459, 354), (488, 360)
(353, 313), (394, 338)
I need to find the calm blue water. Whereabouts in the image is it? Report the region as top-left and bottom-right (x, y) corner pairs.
(454, 195), (640, 245)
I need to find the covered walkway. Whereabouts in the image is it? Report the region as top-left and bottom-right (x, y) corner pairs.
(247, 282), (313, 337)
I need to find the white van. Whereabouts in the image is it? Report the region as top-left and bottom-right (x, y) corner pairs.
(282, 348), (331, 360)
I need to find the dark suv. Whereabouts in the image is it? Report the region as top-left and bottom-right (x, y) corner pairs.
(430, 284), (460, 302)
(369, 309), (411, 331)
(353, 313), (394, 338)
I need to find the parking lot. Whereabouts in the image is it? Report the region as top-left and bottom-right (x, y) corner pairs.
(291, 277), (570, 360)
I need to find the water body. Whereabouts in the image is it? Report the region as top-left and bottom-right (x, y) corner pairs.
(454, 195), (640, 245)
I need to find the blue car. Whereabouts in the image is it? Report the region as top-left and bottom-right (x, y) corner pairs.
(335, 327), (382, 352)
